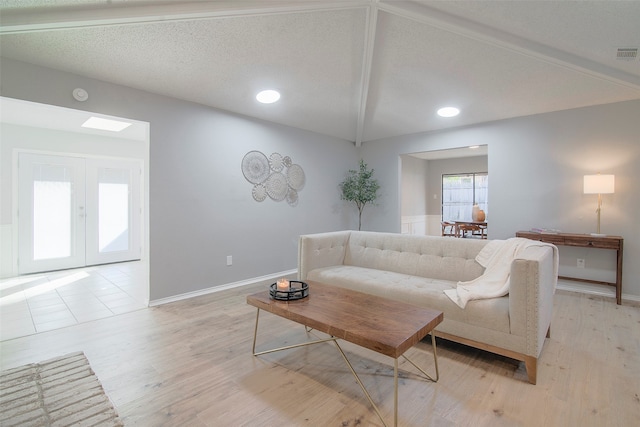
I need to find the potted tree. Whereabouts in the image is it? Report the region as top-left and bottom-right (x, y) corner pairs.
(339, 159), (380, 230)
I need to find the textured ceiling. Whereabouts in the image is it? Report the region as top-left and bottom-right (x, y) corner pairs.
(1, 0), (639, 145)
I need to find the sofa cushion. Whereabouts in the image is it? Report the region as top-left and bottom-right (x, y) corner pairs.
(307, 265), (510, 334)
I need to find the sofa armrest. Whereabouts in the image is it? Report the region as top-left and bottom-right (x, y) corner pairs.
(509, 245), (557, 357)
(298, 231), (351, 280)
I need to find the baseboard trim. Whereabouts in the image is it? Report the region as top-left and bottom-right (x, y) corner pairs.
(149, 269), (297, 307)
(556, 281), (640, 304)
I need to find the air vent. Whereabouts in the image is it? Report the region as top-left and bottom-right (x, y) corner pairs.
(616, 47), (638, 61)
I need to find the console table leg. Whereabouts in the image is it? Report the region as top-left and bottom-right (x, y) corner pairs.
(616, 246), (623, 305)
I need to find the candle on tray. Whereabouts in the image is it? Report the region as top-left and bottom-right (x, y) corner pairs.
(277, 278), (289, 292)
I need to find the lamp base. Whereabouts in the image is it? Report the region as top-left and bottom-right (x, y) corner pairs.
(590, 233), (607, 237)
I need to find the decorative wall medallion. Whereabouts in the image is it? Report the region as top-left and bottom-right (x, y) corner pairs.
(286, 189), (298, 207)
(252, 184), (267, 202)
(287, 164), (305, 191)
(242, 151), (306, 206)
(269, 153), (284, 172)
(241, 151), (270, 184)
(265, 172), (288, 201)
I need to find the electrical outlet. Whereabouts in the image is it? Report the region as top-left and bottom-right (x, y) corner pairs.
(577, 258), (585, 268)
(226, 255), (233, 266)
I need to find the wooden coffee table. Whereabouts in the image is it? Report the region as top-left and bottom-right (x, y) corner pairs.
(246, 280), (443, 427)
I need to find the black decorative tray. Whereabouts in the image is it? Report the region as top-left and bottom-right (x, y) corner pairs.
(269, 280), (309, 301)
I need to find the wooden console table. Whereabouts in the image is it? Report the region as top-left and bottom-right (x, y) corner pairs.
(516, 231), (624, 305)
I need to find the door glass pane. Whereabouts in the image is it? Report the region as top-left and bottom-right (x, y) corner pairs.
(98, 168), (130, 253)
(33, 165), (72, 260)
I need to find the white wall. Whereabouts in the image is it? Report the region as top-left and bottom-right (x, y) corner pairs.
(400, 155), (428, 235)
(361, 100), (640, 299)
(400, 155), (429, 216)
(0, 59), (359, 301)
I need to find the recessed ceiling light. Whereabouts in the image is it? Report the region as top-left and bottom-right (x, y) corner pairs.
(256, 89), (281, 104)
(437, 107), (460, 118)
(469, 145), (480, 149)
(82, 116), (132, 132)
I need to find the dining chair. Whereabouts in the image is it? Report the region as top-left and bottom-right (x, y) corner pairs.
(441, 221), (456, 237)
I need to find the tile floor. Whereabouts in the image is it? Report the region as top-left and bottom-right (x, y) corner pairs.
(0, 261), (147, 341)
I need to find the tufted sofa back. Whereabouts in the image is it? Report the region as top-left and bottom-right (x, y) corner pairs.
(344, 231), (487, 282)
(298, 230), (488, 283)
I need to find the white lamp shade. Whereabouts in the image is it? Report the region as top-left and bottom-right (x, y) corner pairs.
(583, 174), (615, 194)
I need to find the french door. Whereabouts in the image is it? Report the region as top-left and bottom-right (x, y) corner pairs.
(18, 153), (142, 275)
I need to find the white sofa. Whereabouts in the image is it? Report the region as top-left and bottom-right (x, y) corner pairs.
(297, 230), (558, 384)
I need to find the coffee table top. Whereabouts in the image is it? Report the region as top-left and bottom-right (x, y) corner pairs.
(246, 281), (443, 358)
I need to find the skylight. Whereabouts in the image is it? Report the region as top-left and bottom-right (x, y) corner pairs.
(82, 117), (132, 132)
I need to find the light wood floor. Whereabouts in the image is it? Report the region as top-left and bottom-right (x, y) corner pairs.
(1, 284), (639, 426)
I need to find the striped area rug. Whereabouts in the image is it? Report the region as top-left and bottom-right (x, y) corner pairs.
(0, 351), (123, 427)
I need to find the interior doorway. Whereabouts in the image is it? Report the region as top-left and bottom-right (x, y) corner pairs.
(0, 97), (150, 306)
(400, 145), (488, 236)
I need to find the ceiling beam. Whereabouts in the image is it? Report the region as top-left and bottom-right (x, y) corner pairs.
(379, 0), (640, 91)
(0, 0), (371, 34)
(354, 1), (379, 147)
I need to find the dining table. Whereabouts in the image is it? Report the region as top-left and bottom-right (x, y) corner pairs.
(453, 220), (487, 238)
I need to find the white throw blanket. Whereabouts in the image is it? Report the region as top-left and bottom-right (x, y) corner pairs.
(444, 237), (557, 309)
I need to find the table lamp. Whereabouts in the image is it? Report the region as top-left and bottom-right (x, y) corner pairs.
(583, 174), (614, 236)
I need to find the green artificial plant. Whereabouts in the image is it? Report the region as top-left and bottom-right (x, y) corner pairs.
(339, 159), (380, 230)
